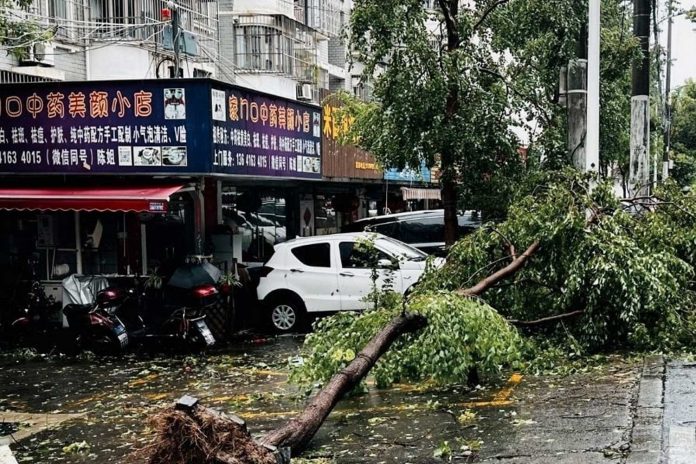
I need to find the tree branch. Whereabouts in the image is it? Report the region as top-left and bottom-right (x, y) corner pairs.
(507, 310), (585, 327)
(488, 226), (516, 260)
(473, 0), (511, 32)
(457, 240), (540, 297)
(261, 312), (428, 454)
(477, 67), (552, 126)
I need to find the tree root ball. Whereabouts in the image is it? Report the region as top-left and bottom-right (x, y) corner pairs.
(132, 406), (277, 464)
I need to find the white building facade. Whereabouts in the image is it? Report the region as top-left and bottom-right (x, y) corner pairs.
(0, 0), (355, 103)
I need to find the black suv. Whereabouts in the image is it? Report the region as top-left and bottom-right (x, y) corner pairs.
(341, 210), (481, 256)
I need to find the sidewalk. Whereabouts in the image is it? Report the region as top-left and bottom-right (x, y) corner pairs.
(626, 356), (696, 464)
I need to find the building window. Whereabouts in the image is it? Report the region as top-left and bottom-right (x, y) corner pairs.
(235, 23), (293, 75)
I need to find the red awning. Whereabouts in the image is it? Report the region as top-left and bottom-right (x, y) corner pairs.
(0, 185), (184, 213)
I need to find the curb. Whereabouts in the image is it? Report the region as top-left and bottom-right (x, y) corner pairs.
(625, 354), (665, 464)
(0, 445), (18, 464)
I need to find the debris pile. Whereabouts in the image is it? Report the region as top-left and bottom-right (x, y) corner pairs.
(134, 403), (278, 464)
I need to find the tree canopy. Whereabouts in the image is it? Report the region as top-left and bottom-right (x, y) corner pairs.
(0, 0), (55, 60)
(343, 0), (640, 226)
(670, 79), (696, 186)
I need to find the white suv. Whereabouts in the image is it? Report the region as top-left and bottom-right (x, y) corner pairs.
(256, 232), (441, 333)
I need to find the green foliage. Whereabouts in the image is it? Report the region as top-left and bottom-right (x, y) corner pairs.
(670, 80), (696, 187)
(347, 0), (538, 216)
(688, 7), (696, 22)
(352, 234), (399, 308)
(417, 170), (696, 351)
(0, 0), (56, 61)
(290, 294), (523, 388)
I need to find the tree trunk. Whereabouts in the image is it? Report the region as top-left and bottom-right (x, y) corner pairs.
(260, 312), (427, 454)
(438, 0), (460, 248)
(442, 174), (458, 246)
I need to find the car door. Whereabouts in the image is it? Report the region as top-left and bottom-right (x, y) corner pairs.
(337, 241), (403, 311)
(285, 241), (341, 312)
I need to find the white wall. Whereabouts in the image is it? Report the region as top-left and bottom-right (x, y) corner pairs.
(233, 0), (294, 17)
(88, 45), (151, 80)
(235, 74), (298, 100)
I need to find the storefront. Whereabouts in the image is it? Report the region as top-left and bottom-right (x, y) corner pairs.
(320, 90), (441, 222)
(0, 79), (322, 325)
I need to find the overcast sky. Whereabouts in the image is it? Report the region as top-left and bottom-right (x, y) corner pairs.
(664, 0), (696, 88)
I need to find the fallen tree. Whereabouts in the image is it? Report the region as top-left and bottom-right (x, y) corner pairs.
(136, 232), (533, 463)
(137, 172), (696, 463)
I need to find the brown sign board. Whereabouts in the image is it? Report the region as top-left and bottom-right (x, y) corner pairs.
(321, 90), (382, 180)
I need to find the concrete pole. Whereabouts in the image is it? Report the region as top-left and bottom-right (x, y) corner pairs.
(567, 59), (587, 170)
(630, 0), (651, 196)
(586, 0), (600, 173)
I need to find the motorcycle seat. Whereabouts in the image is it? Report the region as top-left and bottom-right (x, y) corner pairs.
(63, 304), (92, 317)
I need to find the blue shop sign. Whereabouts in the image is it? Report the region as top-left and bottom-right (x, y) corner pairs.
(384, 163), (431, 183)
(0, 79), (322, 179)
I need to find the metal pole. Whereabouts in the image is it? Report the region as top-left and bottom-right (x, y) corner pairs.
(586, 0), (600, 173)
(663, 0), (673, 180)
(171, 2), (181, 78)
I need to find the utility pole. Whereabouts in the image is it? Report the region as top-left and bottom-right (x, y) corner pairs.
(663, 0), (673, 180)
(567, 0), (599, 175)
(566, 28), (587, 171)
(630, 0), (651, 195)
(170, 0), (181, 78)
(586, 0), (600, 173)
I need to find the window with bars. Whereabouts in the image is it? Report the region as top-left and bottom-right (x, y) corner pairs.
(235, 24), (294, 75)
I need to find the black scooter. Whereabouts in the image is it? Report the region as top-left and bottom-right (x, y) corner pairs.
(115, 281), (218, 349)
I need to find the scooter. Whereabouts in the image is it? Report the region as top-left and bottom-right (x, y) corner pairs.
(115, 282), (218, 349)
(10, 280), (63, 349)
(63, 287), (130, 355)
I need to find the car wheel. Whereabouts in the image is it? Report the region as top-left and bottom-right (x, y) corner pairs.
(268, 297), (305, 333)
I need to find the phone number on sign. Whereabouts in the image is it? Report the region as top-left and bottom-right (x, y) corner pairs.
(0, 150), (42, 165)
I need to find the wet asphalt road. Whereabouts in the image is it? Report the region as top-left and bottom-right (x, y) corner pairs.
(0, 338), (643, 463)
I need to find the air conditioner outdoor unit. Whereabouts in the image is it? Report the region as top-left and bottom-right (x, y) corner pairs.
(20, 42), (55, 67)
(297, 83), (313, 101)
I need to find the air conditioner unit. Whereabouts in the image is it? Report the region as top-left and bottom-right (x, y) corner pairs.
(297, 83), (313, 101)
(20, 42), (55, 67)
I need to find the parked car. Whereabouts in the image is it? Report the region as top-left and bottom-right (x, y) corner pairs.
(341, 210), (481, 256)
(256, 232), (442, 333)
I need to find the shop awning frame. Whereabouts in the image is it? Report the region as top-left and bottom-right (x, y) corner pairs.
(0, 185), (185, 213)
(401, 187), (441, 201)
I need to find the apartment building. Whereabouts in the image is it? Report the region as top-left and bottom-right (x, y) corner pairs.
(0, 0), (355, 103)
(219, 0), (351, 102)
(0, 0), (221, 84)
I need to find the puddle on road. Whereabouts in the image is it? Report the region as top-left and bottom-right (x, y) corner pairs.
(0, 336), (597, 463)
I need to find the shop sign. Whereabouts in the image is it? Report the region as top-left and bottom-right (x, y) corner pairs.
(321, 90), (382, 180)
(211, 87), (322, 179)
(0, 80), (210, 174)
(0, 79), (323, 180)
(384, 163), (432, 183)
(148, 201), (167, 212)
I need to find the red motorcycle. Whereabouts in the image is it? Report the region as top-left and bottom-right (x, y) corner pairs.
(63, 287), (130, 355)
(10, 280), (63, 349)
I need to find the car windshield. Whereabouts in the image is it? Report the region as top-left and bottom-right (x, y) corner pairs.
(376, 236), (428, 261)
